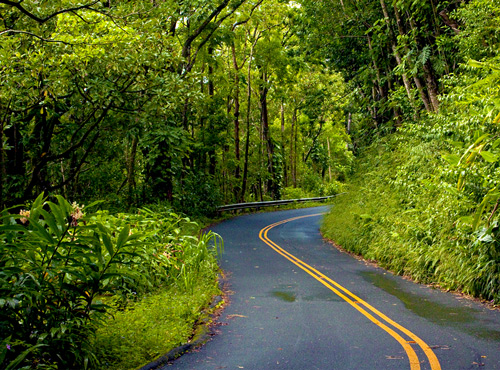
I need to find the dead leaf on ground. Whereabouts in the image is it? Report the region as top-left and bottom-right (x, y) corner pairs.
(430, 345), (450, 350)
(385, 355), (404, 360)
(227, 314), (248, 319)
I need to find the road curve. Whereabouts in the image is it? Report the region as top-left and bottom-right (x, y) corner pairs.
(162, 207), (500, 370)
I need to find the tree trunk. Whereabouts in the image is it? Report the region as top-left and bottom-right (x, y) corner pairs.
(240, 43), (254, 202)
(414, 75), (432, 112)
(393, 5), (432, 113)
(327, 137), (332, 182)
(289, 107), (297, 187)
(127, 136), (138, 205)
(231, 44), (241, 199)
(380, 0), (417, 114)
(208, 51), (216, 175)
(280, 100), (287, 187)
(259, 68), (275, 199)
(423, 60), (440, 112)
(293, 114), (298, 187)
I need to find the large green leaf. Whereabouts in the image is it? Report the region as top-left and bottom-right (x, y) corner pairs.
(442, 153), (460, 166)
(479, 151), (498, 163)
(116, 225), (130, 250)
(96, 224), (114, 256)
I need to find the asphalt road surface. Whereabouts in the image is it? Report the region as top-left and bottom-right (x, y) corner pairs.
(162, 206), (500, 370)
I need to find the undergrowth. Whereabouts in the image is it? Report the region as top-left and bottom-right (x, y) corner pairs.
(0, 195), (222, 370)
(94, 277), (219, 370)
(322, 123), (500, 302)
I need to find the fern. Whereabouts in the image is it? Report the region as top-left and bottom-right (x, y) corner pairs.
(417, 45), (432, 67)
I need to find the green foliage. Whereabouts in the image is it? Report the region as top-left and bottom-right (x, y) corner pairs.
(321, 181), (346, 197)
(94, 280), (219, 370)
(174, 173), (223, 218)
(0, 194), (222, 369)
(0, 0), (353, 211)
(455, 0), (500, 60)
(282, 186), (311, 200)
(298, 172), (323, 195)
(321, 0), (500, 304)
(322, 100), (500, 302)
(322, 134), (480, 295)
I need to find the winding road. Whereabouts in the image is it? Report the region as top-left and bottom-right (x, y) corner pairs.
(163, 206), (500, 369)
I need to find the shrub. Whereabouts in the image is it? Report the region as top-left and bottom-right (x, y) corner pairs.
(0, 194), (222, 369)
(281, 187), (310, 200)
(174, 173), (223, 217)
(321, 180), (346, 196)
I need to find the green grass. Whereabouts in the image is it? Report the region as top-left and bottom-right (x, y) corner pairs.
(94, 276), (220, 370)
(321, 132), (500, 303)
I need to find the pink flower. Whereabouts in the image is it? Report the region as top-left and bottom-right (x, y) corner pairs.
(19, 210), (30, 224)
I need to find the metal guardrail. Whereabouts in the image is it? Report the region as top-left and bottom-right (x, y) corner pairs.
(216, 194), (342, 212)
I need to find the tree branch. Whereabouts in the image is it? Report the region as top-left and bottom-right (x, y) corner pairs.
(184, 0), (249, 75)
(0, 29), (73, 44)
(439, 10), (460, 35)
(0, 0), (102, 24)
(231, 0), (263, 31)
(47, 132), (100, 192)
(181, 0), (230, 60)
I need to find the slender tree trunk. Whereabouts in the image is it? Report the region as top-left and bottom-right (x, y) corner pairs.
(380, 0), (417, 114)
(231, 44), (241, 199)
(127, 136), (138, 205)
(327, 138), (332, 182)
(293, 111), (298, 187)
(280, 100), (287, 187)
(259, 68), (275, 199)
(423, 61), (440, 112)
(289, 107), (297, 187)
(208, 51), (216, 175)
(59, 159), (68, 198)
(240, 43), (255, 201)
(198, 67), (206, 171)
(393, 5), (431, 113)
(414, 75), (432, 112)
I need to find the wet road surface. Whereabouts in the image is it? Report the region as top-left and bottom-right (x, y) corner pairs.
(161, 207), (500, 369)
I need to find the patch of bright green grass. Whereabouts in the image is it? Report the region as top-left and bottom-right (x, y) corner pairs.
(94, 277), (220, 370)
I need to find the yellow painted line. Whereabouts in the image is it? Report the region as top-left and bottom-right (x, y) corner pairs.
(259, 213), (441, 370)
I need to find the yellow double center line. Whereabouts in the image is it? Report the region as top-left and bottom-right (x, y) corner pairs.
(258, 213), (441, 370)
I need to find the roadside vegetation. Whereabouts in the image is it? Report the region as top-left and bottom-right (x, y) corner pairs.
(0, 195), (221, 369)
(319, 0), (500, 303)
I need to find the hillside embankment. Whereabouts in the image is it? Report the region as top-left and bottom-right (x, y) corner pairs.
(322, 123), (500, 304)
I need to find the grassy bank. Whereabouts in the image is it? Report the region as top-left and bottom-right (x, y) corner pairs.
(94, 277), (220, 369)
(321, 124), (500, 303)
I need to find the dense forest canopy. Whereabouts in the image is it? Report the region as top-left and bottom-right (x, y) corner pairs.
(0, 0), (353, 214)
(317, 0), (500, 314)
(0, 0), (498, 214)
